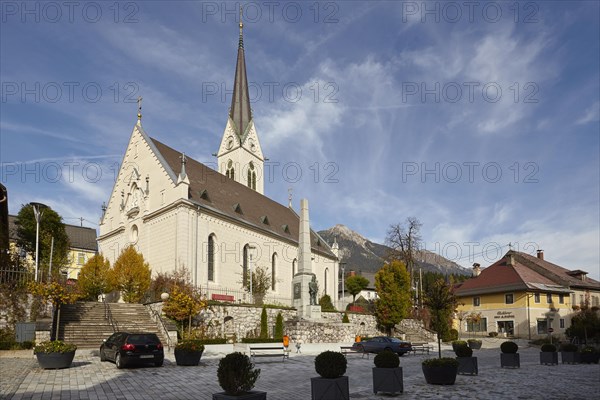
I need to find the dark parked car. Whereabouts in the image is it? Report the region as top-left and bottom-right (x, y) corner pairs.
(351, 336), (412, 356)
(100, 332), (164, 368)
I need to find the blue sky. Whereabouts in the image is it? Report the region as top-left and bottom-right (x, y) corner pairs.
(1, 1), (599, 279)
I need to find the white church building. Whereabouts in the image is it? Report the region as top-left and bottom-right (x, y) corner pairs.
(97, 18), (339, 307)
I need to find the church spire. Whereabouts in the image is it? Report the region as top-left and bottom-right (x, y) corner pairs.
(229, 5), (252, 138)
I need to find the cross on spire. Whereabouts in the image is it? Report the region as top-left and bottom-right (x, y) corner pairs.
(137, 96), (143, 120)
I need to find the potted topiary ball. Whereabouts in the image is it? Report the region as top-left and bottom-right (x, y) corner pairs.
(311, 351), (349, 400)
(467, 338), (482, 350)
(580, 346), (600, 364)
(500, 341), (520, 368)
(34, 340), (77, 369)
(421, 358), (459, 385)
(372, 350), (402, 394)
(455, 342), (478, 375)
(560, 343), (580, 364)
(213, 352), (265, 400)
(540, 343), (558, 365)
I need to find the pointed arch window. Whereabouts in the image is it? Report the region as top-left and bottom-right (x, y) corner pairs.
(271, 253), (277, 291)
(226, 160), (235, 180)
(324, 268), (329, 295)
(208, 234), (215, 282)
(243, 244), (249, 287)
(247, 162), (257, 190)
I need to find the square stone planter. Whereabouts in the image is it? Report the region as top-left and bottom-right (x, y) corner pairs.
(540, 352), (558, 365)
(372, 367), (403, 394)
(561, 352), (580, 364)
(457, 356), (478, 375)
(212, 391), (267, 400)
(500, 353), (520, 368)
(311, 376), (349, 400)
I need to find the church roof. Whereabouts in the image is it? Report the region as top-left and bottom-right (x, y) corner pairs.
(229, 18), (252, 140)
(150, 138), (336, 260)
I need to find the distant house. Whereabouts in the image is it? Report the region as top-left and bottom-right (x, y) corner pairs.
(8, 215), (97, 280)
(339, 270), (379, 310)
(453, 250), (600, 340)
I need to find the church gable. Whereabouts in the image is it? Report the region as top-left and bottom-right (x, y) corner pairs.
(99, 123), (179, 233)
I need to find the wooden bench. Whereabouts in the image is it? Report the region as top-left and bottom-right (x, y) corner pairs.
(211, 294), (235, 302)
(249, 346), (288, 362)
(340, 346), (369, 359)
(410, 343), (433, 355)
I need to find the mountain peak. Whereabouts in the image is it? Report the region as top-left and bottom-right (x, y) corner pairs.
(328, 224), (368, 246)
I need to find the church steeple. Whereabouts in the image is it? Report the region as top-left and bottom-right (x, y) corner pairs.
(230, 6), (252, 138)
(216, 7), (265, 195)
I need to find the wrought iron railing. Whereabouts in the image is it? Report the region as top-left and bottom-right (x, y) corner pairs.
(103, 298), (118, 332)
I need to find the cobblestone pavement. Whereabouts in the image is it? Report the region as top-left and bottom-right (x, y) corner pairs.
(1, 345), (599, 400)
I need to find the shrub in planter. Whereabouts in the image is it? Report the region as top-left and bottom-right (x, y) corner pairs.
(540, 343), (558, 365)
(455, 344), (477, 375)
(312, 351), (349, 400)
(174, 340), (205, 366)
(560, 343), (580, 364)
(500, 341), (518, 353)
(500, 341), (519, 368)
(580, 347), (600, 364)
(34, 340), (77, 369)
(421, 358), (459, 385)
(467, 339), (482, 350)
(372, 351), (402, 394)
(315, 351), (347, 378)
(451, 340), (467, 353)
(454, 345), (473, 358)
(214, 352), (263, 400)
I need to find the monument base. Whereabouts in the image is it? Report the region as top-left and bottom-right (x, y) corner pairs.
(298, 305), (322, 320)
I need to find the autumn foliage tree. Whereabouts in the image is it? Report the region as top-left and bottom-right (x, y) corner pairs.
(76, 254), (112, 301)
(374, 260), (411, 335)
(110, 246), (151, 303)
(162, 286), (206, 336)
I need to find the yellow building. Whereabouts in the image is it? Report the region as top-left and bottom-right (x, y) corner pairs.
(453, 250), (600, 340)
(8, 215), (97, 281)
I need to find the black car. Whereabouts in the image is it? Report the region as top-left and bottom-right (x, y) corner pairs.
(100, 332), (164, 368)
(351, 336), (412, 356)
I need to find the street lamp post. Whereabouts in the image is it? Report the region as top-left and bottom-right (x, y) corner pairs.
(30, 202), (47, 282)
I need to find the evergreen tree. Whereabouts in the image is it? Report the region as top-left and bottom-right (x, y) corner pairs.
(319, 294), (337, 311)
(259, 306), (268, 339)
(274, 312), (284, 339)
(374, 260), (411, 335)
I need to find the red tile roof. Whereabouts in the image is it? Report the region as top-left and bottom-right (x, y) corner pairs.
(454, 250), (599, 296)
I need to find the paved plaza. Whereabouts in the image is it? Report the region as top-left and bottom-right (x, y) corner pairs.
(1, 340), (599, 400)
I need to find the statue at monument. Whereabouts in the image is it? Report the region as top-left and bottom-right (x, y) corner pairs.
(309, 275), (318, 305)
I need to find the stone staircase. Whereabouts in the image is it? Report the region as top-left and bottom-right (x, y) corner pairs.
(58, 302), (170, 348)
(395, 319), (437, 343)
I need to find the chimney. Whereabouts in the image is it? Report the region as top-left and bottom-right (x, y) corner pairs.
(472, 263), (481, 277)
(506, 253), (515, 267)
(537, 249), (544, 260)
(349, 271), (356, 277)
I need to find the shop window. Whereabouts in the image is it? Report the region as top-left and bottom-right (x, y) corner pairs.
(537, 319), (548, 334)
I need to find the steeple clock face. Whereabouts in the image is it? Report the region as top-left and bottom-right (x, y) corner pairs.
(226, 136), (234, 150)
(249, 138), (256, 152)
